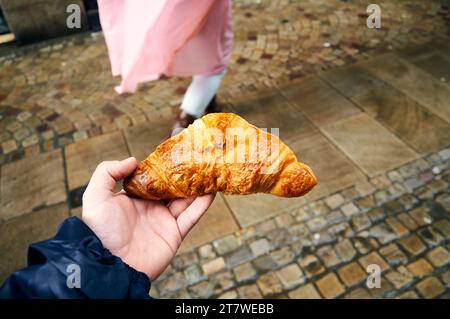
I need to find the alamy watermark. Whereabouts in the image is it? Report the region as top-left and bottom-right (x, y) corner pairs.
(66, 263), (81, 289)
(367, 4), (381, 29)
(366, 264), (381, 289)
(66, 4), (82, 29)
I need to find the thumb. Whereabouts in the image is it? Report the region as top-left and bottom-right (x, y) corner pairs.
(105, 157), (138, 184)
(84, 157), (138, 200)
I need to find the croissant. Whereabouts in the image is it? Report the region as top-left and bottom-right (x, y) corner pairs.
(124, 113), (317, 200)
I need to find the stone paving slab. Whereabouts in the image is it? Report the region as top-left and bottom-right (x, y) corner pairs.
(179, 194), (239, 253)
(230, 90), (318, 143)
(429, 36), (450, 56)
(321, 113), (419, 177)
(226, 193), (309, 229)
(0, 149), (66, 221)
(351, 86), (450, 155)
(123, 118), (173, 161)
(288, 131), (367, 202)
(399, 45), (450, 87)
(280, 76), (361, 127)
(319, 63), (387, 99)
(0, 203), (69, 283)
(65, 131), (130, 190)
(322, 64), (450, 154)
(362, 54), (450, 123)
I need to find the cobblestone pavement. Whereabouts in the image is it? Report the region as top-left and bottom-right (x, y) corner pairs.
(152, 149), (450, 299)
(0, 0), (449, 164)
(0, 0), (450, 298)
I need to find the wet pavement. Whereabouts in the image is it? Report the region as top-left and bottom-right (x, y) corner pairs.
(0, 0), (448, 164)
(152, 149), (450, 298)
(0, 0), (449, 298)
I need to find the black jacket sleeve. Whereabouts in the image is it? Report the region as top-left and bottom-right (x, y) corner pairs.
(0, 216), (151, 299)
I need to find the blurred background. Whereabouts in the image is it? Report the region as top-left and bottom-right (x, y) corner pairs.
(0, 0), (449, 299)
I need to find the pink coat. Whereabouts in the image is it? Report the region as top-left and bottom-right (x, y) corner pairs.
(98, 0), (233, 94)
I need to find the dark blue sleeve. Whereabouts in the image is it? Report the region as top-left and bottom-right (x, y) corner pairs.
(0, 216), (151, 299)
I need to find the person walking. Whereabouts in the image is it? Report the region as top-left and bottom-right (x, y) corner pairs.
(98, 0), (233, 135)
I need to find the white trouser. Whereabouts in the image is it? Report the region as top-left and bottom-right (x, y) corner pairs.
(180, 70), (226, 117)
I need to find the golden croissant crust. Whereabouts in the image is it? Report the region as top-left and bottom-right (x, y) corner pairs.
(124, 113), (317, 200)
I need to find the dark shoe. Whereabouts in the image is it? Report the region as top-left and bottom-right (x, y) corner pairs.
(203, 95), (222, 115)
(163, 96), (221, 141)
(164, 111), (197, 140)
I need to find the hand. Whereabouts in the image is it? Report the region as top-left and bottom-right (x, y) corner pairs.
(82, 157), (215, 280)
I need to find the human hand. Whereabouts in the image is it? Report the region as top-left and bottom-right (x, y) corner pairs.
(82, 157), (215, 280)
